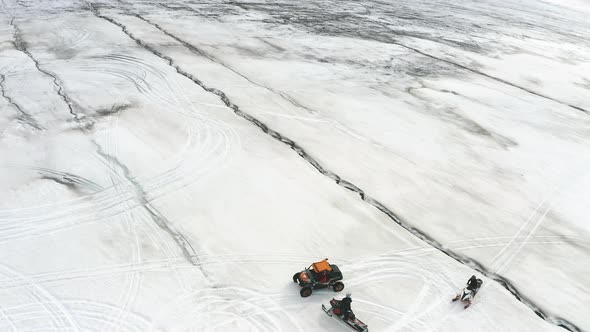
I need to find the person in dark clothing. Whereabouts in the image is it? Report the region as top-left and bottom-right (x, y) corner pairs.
(339, 293), (354, 320)
(453, 275), (483, 308)
(340, 293), (352, 311)
(319, 271), (329, 283)
(466, 275), (483, 295)
(466, 275), (479, 291)
(453, 275), (479, 299)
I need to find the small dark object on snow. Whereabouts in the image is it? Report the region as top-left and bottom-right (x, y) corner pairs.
(322, 295), (368, 332)
(339, 294), (353, 319)
(452, 275), (483, 308)
(466, 275), (480, 291)
(292, 258), (344, 297)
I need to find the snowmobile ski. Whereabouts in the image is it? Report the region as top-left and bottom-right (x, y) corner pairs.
(452, 284), (480, 309)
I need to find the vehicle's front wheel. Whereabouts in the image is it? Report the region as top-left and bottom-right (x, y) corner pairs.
(332, 281), (344, 292)
(293, 273), (300, 283)
(300, 286), (313, 297)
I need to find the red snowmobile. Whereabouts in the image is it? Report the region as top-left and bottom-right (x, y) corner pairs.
(322, 295), (368, 332)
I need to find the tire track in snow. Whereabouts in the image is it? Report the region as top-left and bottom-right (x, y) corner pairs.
(47, 22), (90, 54)
(0, 73), (44, 130)
(96, 124), (143, 332)
(88, 7), (581, 331)
(0, 305), (17, 332)
(229, 1), (588, 117)
(489, 190), (558, 273)
(448, 234), (590, 248)
(147, 287), (304, 332)
(78, 53), (180, 111)
(4, 300), (155, 332)
(0, 5), (234, 235)
(92, 140), (213, 283)
(84, 54), (236, 288)
(8, 17), (83, 122)
(0, 126), (229, 245)
(130, 12), (320, 116)
(102, 110), (194, 296)
(0, 100), (233, 247)
(383, 236), (590, 261)
(0, 264), (81, 331)
(65, 300), (154, 332)
(492, 174), (590, 275)
(389, 40), (589, 116)
(343, 255), (454, 331)
(0, 253), (348, 290)
(0, 257), (188, 291)
(346, 18), (590, 116)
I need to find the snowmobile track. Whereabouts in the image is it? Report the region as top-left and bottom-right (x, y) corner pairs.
(8, 17), (81, 122)
(146, 286), (304, 332)
(0, 74), (44, 130)
(89, 5), (581, 332)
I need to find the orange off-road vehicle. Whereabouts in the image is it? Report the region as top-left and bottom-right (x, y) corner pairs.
(292, 259), (344, 297)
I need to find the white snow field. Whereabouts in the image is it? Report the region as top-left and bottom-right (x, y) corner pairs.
(0, 0), (588, 331)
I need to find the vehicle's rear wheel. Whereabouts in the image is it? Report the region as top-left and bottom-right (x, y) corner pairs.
(332, 281), (344, 292)
(300, 286), (313, 297)
(293, 273), (300, 283)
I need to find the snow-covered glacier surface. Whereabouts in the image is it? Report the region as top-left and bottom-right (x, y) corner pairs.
(0, 0), (588, 331)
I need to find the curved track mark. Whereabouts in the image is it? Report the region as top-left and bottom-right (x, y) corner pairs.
(89, 6), (580, 331)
